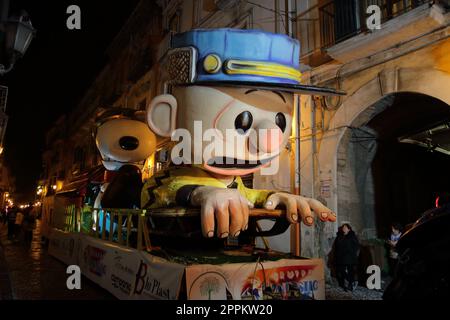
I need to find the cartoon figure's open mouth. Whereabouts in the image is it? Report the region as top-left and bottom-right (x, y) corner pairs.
(206, 156), (277, 169)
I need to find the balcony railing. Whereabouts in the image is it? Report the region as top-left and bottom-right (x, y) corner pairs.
(296, 0), (433, 62)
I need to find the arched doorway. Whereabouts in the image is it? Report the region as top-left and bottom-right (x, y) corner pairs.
(336, 92), (450, 239)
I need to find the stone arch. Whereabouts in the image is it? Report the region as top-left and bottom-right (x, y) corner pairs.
(328, 67), (450, 237)
(331, 68), (450, 133)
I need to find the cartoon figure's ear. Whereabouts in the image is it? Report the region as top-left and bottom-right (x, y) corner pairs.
(146, 94), (177, 137)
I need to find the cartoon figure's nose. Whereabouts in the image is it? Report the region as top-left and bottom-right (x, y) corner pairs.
(251, 120), (283, 154)
(119, 136), (139, 151)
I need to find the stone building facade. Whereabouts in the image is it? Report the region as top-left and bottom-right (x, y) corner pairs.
(297, 0), (450, 258)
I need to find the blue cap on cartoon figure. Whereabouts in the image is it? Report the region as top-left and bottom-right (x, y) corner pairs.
(165, 29), (344, 96)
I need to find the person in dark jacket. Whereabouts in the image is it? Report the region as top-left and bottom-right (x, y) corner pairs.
(387, 223), (402, 277)
(7, 206), (18, 240)
(333, 223), (360, 291)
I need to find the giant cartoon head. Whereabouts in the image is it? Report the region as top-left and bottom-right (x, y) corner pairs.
(94, 108), (156, 171)
(147, 29), (343, 176)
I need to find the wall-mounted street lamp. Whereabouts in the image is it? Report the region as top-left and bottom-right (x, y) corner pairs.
(0, 3), (36, 75)
(1, 190), (10, 209)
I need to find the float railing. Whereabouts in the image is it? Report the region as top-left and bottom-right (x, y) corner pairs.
(78, 207), (286, 252)
(90, 208), (152, 251)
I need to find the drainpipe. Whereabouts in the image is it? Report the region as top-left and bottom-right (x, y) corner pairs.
(311, 97), (317, 201)
(275, 0), (279, 34)
(311, 97), (323, 260)
(290, 0), (300, 256)
(291, 94), (301, 257)
(285, 0), (290, 35)
(291, 0), (298, 39)
(290, 95), (301, 256)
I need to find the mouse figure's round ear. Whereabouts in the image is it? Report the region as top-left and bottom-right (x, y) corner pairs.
(146, 94), (177, 138)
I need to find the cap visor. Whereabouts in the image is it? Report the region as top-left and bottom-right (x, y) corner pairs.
(193, 80), (346, 96)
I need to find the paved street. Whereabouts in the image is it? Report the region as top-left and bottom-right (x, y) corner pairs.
(326, 283), (384, 300)
(0, 220), (114, 300)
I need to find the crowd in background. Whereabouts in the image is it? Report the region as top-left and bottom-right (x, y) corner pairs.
(0, 204), (37, 245)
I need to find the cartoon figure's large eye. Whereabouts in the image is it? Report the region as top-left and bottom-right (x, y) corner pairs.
(275, 113), (286, 132)
(119, 136), (139, 150)
(234, 111), (253, 134)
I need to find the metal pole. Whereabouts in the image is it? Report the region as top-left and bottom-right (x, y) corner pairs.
(291, 94), (301, 257)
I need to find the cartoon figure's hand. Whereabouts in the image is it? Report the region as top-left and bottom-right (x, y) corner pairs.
(263, 193), (336, 226)
(190, 186), (253, 238)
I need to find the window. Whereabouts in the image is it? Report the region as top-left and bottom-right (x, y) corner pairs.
(51, 151), (60, 164)
(138, 98), (147, 110)
(168, 10), (181, 33)
(320, 0), (429, 48)
(155, 149), (170, 173)
(58, 170), (65, 180)
(229, 12), (253, 30)
(73, 146), (86, 171)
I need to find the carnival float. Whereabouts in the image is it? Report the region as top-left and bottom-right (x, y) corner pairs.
(46, 28), (345, 300)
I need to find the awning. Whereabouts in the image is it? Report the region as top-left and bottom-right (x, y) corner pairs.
(56, 165), (105, 197)
(398, 121), (450, 156)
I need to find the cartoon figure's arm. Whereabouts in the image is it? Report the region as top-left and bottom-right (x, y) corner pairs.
(237, 178), (336, 225)
(190, 186), (337, 237)
(188, 186), (252, 239)
(141, 168), (249, 238)
(188, 182), (335, 239)
(141, 168), (226, 209)
(142, 171), (336, 238)
(263, 192), (336, 225)
(239, 180), (336, 226)
(236, 183), (272, 207)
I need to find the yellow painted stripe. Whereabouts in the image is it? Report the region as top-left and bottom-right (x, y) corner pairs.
(225, 60), (301, 82)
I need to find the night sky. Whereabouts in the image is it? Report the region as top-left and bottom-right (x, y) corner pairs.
(2, 0), (139, 202)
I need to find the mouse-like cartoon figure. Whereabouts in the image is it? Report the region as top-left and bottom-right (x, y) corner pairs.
(142, 29), (343, 239)
(94, 108), (156, 233)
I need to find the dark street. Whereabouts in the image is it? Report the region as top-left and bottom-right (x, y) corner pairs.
(0, 220), (114, 300)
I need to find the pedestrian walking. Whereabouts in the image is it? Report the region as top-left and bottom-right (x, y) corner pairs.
(23, 207), (36, 245)
(387, 223), (402, 277)
(333, 223), (360, 292)
(7, 206), (18, 240)
(15, 209), (24, 241)
(0, 209), (5, 225)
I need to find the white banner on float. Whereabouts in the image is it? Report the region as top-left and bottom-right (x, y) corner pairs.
(132, 252), (185, 300)
(48, 229), (80, 266)
(79, 235), (137, 299)
(78, 235), (185, 300)
(185, 259), (325, 300)
(49, 229), (324, 301)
